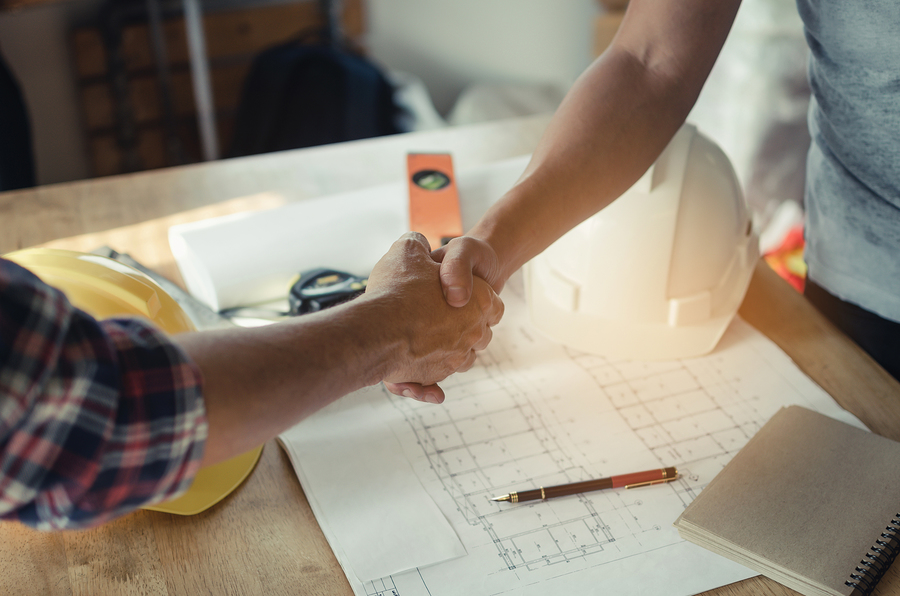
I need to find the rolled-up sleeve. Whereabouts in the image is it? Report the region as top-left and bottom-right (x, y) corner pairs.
(0, 258), (207, 530)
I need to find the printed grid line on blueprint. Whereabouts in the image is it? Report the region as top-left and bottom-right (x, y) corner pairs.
(279, 276), (862, 596)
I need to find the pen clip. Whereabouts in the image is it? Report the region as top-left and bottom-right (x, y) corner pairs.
(625, 475), (679, 490)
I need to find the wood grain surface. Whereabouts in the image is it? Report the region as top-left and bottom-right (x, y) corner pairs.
(1, 114), (897, 596)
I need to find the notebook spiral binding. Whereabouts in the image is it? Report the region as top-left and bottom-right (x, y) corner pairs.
(845, 513), (900, 595)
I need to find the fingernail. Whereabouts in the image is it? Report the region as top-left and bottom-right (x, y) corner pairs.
(446, 286), (467, 304)
(423, 392), (442, 404)
(402, 389), (413, 398)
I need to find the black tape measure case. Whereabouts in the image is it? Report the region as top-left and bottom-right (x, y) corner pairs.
(288, 268), (368, 315)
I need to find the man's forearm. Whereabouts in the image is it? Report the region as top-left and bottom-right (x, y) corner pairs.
(179, 232), (502, 468)
(466, 0), (741, 286)
(469, 50), (696, 283)
(176, 294), (400, 467)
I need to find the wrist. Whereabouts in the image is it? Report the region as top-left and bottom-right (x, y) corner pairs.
(470, 177), (566, 284)
(468, 221), (531, 290)
(346, 291), (408, 386)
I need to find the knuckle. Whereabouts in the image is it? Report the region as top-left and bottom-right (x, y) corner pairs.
(450, 350), (469, 371)
(407, 231), (431, 251)
(475, 327), (493, 351)
(492, 298), (505, 323)
(395, 231), (429, 253)
(461, 351), (477, 372)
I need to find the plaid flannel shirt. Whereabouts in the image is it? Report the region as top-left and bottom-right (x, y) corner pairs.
(0, 258), (207, 530)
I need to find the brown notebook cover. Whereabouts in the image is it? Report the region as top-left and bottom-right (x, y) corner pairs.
(674, 406), (900, 596)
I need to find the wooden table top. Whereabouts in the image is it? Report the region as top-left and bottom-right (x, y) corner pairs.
(1, 114), (898, 596)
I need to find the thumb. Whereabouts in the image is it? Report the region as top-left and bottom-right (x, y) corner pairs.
(433, 237), (503, 307)
(384, 381), (445, 404)
(439, 256), (475, 307)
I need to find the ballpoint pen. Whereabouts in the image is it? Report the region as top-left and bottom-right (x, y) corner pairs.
(491, 466), (679, 503)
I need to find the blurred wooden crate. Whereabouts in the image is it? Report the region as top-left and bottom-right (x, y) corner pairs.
(71, 0), (365, 177)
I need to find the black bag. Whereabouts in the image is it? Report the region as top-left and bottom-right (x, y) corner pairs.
(0, 50), (35, 190)
(228, 41), (401, 157)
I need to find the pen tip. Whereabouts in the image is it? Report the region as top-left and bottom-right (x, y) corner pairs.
(491, 495), (510, 502)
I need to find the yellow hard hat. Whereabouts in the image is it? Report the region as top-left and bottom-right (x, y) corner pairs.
(3, 247), (261, 516)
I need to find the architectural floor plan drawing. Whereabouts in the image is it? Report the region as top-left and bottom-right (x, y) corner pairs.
(279, 276), (863, 596)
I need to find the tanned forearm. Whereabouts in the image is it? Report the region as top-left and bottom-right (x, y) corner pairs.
(177, 294), (398, 466)
(466, 0), (742, 286)
(176, 233), (503, 468)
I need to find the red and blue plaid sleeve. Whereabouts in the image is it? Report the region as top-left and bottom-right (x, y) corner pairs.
(0, 258), (207, 530)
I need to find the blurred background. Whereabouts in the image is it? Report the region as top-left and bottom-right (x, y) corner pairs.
(0, 0), (810, 266)
(0, 0), (595, 184)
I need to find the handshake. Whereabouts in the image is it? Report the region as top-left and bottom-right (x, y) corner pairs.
(362, 231), (506, 405)
(180, 229), (506, 467)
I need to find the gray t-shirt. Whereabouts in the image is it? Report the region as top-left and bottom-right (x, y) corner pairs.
(796, 0), (900, 323)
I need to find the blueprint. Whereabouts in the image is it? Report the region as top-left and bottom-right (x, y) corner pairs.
(278, 275), (863, 596)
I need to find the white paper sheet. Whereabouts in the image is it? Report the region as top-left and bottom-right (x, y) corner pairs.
(279, 275), (864, 596)
(170, 153), (863, 595)
(168, 185), (407, 312)
(168, 156), (530, 311)
(278, 409), (466, 582)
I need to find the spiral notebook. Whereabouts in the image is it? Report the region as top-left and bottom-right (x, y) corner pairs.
(674, 405), (900, 596)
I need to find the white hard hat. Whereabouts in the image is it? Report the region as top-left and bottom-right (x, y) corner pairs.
(525, 123), (758, 360)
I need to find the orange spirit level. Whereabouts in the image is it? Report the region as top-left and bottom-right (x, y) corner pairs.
(407, 153), (463, 249)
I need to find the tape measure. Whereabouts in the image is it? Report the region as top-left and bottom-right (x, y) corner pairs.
(288, 268), (367, 315)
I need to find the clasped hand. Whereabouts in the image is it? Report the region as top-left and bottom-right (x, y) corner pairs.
(366, 232), (503, 404)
